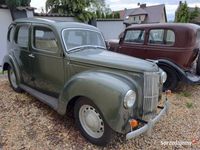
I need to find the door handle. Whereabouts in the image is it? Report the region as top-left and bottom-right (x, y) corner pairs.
(28, 54), (35, 58)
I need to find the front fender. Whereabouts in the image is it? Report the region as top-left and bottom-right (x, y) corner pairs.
(58, 70), (141, 133)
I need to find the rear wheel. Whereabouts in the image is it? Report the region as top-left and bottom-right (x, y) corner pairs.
(196, 56), (200, 75)
(8, 66), (22, 92)
(161, 66), (179, 91)
(74, 98), (113, 146)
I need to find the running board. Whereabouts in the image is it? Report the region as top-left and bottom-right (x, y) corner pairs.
(20, 84), (58, 110)
(185, 72), (200, 84)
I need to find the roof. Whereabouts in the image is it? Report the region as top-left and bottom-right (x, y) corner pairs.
(124, 4), (167, 23)
(13, 18), (99, 32)
(34, 12), (73, 17)
(0, 4), (35, 10)
(127, 23), (200, 31)
(128, 8), (148, 16)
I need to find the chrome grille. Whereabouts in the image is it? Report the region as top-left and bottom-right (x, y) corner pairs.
(143, 72), (160, 115)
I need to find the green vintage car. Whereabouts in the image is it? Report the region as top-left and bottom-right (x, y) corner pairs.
(2, 18), (169, 146)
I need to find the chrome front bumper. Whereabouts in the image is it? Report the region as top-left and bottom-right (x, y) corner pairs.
(126, 101), (170, 140)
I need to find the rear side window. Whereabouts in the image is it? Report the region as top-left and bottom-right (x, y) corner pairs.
(124, 30), (145, 44)
(33, 26), (58, 52)
(16, 25), (29, 47)
(148, 29), (175, 45)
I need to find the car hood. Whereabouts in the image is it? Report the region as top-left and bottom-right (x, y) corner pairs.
(68, 49), (159, 73)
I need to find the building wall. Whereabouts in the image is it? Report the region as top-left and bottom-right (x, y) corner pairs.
(96, 20), (125, 40)
(0, 9), (12, 67)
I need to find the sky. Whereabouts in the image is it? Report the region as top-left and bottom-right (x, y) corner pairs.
(30, 0), (200, 21)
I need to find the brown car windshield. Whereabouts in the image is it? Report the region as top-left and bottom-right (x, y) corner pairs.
(62, 29), (106, 52)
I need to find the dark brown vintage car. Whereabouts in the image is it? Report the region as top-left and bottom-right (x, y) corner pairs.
(108, 23), (200, 90)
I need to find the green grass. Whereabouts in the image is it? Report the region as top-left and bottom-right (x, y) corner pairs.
(179, 91), (192, 97)
(186, 102), (193, 108)
(0, 70), (7, 75)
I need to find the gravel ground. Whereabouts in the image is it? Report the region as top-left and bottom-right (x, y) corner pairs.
(0, 76), (200, 150)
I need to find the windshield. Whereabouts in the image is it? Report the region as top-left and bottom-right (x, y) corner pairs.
(62, 29), (106, 52)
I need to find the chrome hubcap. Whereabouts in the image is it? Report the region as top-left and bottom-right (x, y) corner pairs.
(79, 105), (104, 138)
(10, 69), (17, 89)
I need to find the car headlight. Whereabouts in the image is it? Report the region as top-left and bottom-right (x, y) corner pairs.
(124, 90), (136, 108)
(161, 71), (167, 83)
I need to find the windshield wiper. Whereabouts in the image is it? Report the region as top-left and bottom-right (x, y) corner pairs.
(68, 45), (106, 53)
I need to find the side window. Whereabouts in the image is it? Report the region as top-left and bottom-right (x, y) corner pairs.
(148, 29), (175, 45)
(33, 26), (58, 52)
(124, 30), (145, 44)
(7, 26), (15, 42)
(16, 25), (29, 47)
(166, 30), (175, 45)
(148, 29), (164, 44)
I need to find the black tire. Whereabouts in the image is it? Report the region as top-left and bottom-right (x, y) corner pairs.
(8, 66), (22, 93)
(196, 56), (200, 75)
(161, 66), (179, 91)
(74, 97), (114, 146)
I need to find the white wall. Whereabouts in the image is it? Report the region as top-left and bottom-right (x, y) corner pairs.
(96, 20), (125, 40)
(0, 9), (12, 67)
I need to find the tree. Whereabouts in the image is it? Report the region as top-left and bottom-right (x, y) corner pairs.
(175, 1), (190, 23)
(0, 0), (6, 5)
(46, 0), (108, 22)
(113, 11), (120, 18)
(5, 0), (30, 9)
(190, 6), (199, 22)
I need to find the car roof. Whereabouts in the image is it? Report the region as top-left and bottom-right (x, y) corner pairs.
(127, 23), (200, 31)
(13, 18), (99, 32)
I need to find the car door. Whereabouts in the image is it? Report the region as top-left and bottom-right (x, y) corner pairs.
(30, 24), (64, 98)
(117, 29), (147, 59)
(13, 23), (34, 86)
(145, 29), (176, 60)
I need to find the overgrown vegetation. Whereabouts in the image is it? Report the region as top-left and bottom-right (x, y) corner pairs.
(0, 0), (31, 9)
(179, 91), (192, 97)
(45, 0), (119, 22)
(175, 1), (190, 23)
(186, 102), (193, 108)
(175, 1), (200, 23)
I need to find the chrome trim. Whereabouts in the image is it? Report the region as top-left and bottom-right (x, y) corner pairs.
(61, 28), (106, 53)
(143, 72), (160, 115)
(126, 101), (170, 140)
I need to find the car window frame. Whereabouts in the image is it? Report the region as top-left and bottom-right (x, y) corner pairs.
(61, 28), (106, 53)
(147, 28), (175, 47)
(7, 24), (16, 42)
(31, 24), (59, 54)
(123, 29), (145, 45)
(14, 23), (30, 48)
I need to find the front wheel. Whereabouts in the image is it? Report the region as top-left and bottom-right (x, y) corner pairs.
(161, 66), (179, 91)
(8, 66), (22, 93)
(74, 98), (113, 146)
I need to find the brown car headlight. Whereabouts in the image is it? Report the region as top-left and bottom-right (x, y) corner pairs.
(124, 90), (136, 108)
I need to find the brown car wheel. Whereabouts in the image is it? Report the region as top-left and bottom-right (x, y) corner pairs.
(161, 66), (179, 91)
(74, 97), (114, 146)
(196, 56), (200, 75)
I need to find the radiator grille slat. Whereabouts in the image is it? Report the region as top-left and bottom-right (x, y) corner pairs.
(143, 72), (160, 115)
